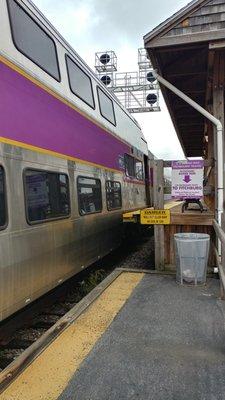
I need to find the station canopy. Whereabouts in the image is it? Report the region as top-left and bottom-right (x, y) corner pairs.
(144, 0), (225, 157)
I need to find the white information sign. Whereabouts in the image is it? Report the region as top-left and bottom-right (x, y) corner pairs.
(172, 160), (204, 199)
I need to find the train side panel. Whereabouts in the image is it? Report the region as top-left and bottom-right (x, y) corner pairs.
(0, 143), (146, 321)
(0, 0), (150, 321)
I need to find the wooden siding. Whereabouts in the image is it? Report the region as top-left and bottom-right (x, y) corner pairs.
(165, 0), (225, 37)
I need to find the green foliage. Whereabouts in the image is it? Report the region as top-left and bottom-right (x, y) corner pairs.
(79, 269), (106, 296)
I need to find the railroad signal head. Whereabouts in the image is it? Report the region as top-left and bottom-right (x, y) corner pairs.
(101, 75), (111, 86)
(146, 72), (155, 83)
(100, 53), (110, 65)
(146, 93), (157, 105)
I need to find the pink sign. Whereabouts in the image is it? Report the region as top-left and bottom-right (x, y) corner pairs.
(172, 160), (204, 199)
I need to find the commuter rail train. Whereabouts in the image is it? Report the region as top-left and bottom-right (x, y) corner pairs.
(0, 0), (151, 322)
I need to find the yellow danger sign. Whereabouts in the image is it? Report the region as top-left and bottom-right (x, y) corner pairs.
(140, 209), (170, 225)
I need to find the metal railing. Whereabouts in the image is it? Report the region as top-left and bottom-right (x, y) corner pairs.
(213, 219), (225, 299)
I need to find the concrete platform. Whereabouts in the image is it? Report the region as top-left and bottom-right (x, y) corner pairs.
(2, 273), (225, 400)
(59, 275), (225, 400)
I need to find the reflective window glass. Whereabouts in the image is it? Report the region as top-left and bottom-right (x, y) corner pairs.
(0, 167), (7, 228)
(77, 177), (102, 215)
(97, 87), (116, 125)
(8, 0), (60, 80)
(106, 181), (122, 210)
(135, 160), (144, 180)
(124, 154), (144, 180)
(66, 56), (94, 108)
(25, 170), (70, 223)
(124, 154), (135, 177)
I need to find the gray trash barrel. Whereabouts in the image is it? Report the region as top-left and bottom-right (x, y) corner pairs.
(174, 233), (210, 285)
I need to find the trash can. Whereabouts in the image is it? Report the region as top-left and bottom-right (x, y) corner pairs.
(174, 233), (210, 285)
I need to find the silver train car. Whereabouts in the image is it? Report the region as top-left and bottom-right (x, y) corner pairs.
(0, 0), (151, 321)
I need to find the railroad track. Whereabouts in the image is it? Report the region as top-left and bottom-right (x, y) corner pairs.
(0, 229), (154, 390)
(0, 266), (110, 370)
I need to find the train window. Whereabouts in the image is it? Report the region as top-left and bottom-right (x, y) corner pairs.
(0, 167), (7, 228)
(135, 160), (144, 180)
(124, 154), (135, 177)
(66, 56), (95, 109)
(7, 0), (60, 81)
(124, 154), (144, 180)
(106, 181), (122, 211)
(24, 170), (70, 223)
(77, 177), (102, 215)
(97, 87), (116, 126)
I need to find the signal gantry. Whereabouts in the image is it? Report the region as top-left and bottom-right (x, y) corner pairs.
(94, 48), (160, 114)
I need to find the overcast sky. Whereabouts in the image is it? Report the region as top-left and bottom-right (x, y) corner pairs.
(34, 0), (190, 160)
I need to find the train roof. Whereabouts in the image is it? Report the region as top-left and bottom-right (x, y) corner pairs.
(21, 0), (142, 131)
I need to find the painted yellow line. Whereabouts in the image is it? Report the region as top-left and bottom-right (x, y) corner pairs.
(0, 272), (143, 400)
(0, 136), (122, 174)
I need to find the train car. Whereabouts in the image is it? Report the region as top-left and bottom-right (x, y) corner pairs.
(0, 0), (150, 321)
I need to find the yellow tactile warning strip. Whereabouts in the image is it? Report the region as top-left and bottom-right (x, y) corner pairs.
(0, 272), (143, 400)
(164, 201), (183, 210)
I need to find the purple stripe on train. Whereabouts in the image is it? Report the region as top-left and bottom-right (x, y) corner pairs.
(0, 61), (129, 170)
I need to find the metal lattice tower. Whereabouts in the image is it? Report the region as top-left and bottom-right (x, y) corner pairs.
(94, 48), (160, 113)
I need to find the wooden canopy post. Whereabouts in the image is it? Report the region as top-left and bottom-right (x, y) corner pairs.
(213, 51), (225, 216)
(153, 160), (165, 270)
(213, 50), (225, 258)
